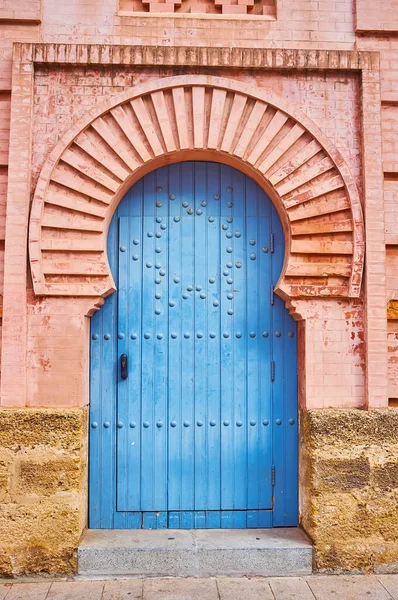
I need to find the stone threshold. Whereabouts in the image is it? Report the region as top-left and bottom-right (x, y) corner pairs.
(78, 528), (313, 578)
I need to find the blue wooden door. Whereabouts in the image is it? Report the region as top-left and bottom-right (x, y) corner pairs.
(89, 162), (298, 529)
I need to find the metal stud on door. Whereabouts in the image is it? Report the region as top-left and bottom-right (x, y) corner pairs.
(89, 162), (298, 529)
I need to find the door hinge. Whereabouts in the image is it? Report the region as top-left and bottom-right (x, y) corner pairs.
(271, 360), (275, 382)
(271, 465), (276, 486)
(270, 232), (274, 253)
(270, 284), (274, 305)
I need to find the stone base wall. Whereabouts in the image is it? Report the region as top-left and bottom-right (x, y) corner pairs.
(300, 408), (398, 573)
(1, 406), (397, 575)
(0, 408), (88, 576)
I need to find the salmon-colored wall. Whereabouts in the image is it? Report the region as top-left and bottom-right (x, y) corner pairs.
(0, 0), (396, 409)
(296, 299), (365, 409)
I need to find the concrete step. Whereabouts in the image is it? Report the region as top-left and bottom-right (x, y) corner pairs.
(78, 528), (313, 577)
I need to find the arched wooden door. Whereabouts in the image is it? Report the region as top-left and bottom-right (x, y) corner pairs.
(89, 162), (298, 529)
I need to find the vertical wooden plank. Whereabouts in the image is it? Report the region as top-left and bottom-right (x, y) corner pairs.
(113, 511), (127, 528)
(258, 215), (273, 509)
(220, 165), (234, 519)
(143, 512), (167, 529)
(246, 210), (261, 511)
(99, 212), (118, 527)
(90, 207), (119, 527)
(89, 308), (101, 527)
(141, 171), (163, 511)
(272, 202), (298, 526)
(115, 182), (143, 513)
(271, 201), (287, 526)
(157, 512), (167, 528)
(168, 512), (180, 528)
(152, 167), (168, 512)
(258, 185), (273, 510)
(247, 510), (257, 527)
(221, 511), (233, 528)
(180, 163), (195, 510)
(205, 162), (221, 513)
(247, 510), (272, 527)
(270, 296), (285, 525)
(167, 163), (182, 512)
(230, 167), (247, 513)
(126, 211), (143, 511)
(143, 512), (155, 529)
(194, 161), (209, 511)
(205, 511), (221, 528)
(283, 305), (298, 525)
(194, 511), (206, 528)
(116, 217), (130, 510)
(181, 512), (194, 528)
(232, 512), (246, 528)
(123, 182), (143, 512)
(126, 513), (142, 528)
(259, 511), (273, 527)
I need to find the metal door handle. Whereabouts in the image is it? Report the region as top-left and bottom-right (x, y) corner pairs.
(120, 354), (128, 380)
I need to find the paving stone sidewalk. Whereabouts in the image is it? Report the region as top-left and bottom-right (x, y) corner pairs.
(0, 575), (397, 600)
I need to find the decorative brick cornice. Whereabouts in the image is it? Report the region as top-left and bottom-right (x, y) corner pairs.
(15, 43), (380, 72)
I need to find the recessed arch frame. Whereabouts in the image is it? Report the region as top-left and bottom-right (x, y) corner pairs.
(29, 74), (364, 305)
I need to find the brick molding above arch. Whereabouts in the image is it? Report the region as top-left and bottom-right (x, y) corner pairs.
(29, 75), (364, 301)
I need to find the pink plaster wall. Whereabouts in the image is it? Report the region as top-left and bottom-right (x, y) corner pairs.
(0, 0), (397, 408)
(26, 295), (91, 407)
(25, 64), (368, 408)
(294, 299), (365, 409)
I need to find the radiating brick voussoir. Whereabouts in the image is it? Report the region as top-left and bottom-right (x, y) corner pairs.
(29, 75), (364, 301)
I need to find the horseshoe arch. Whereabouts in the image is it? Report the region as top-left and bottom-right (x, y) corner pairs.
(29, 75), (364, 302)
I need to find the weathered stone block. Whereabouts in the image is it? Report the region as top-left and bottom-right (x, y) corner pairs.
(0, 408), (87, 451)
(300, 408), (398, 573)
(303, 408), (398, 447)
(0, 408), (87, 576)
(0, 501), (81, 575)
(0, 460), (9, 497)
(17, 457), (81, 496)
(315, 539), (398, 573)
(372, 462), (398, 491)
(314, 457), (370, 491)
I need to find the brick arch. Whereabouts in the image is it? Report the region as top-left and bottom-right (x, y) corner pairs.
(29, 75), (364, 300)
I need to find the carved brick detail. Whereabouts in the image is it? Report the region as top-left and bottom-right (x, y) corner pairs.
(29, 75), (364, 300)
(214, 0), (253, 15)
(141, 0), (182, 13)
(138, 0), (267, 15)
